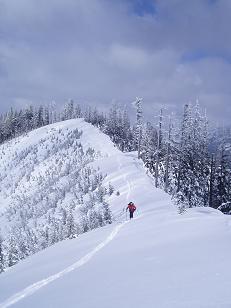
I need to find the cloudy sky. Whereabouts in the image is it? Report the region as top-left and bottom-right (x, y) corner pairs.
(0, 0), (230, 124)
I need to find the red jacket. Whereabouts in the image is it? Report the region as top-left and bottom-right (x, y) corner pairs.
(126, 204), (136, 213)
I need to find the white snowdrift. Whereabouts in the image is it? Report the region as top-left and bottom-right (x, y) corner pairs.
(0, 119), (231, 308)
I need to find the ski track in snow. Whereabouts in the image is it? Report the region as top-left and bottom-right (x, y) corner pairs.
(117, 155), (132, 202)
(115, 155), (133, 221)
(0, 222), (127, 308)
(0, 128), (135, 308)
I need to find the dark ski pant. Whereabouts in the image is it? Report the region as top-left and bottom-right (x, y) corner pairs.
(129, 211), (134, 219)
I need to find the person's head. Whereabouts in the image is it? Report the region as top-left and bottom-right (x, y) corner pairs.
(128, 202), (133, 205)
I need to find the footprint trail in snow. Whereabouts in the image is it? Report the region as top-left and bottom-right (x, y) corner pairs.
(0, 222), (127, 308)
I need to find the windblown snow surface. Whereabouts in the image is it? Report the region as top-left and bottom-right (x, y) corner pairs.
(0, 119), (231, 308)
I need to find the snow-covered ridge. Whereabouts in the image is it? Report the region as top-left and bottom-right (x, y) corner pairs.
(0, 119), (126, 272)
(0, 118), (118, 213)
(0, 118), (170, 270)
(0, 118), (168, 217)
(0, 119), (230, 307)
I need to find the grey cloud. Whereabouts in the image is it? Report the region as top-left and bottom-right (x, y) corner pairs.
(0, 0), (230, 124)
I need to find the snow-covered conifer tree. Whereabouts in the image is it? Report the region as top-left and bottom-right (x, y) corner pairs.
(215, 144), (231, 208)
(141, 121), (157, 173)
(7, 236), (19, 267)
(0, 234), (4, 273)
(102, 202), (112, 224)
(176, 102), (209, 207)
(154, 108), (163, 187)
(66, 207), (76, 238)
(44, 107), (50, 126)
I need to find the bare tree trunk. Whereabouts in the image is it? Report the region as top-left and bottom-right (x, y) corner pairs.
(164, 116), (172, 192)
(137, 127), (142, 159)
(133, 97), (143, 159)
(155, 109), (163, 188)
(208, 154), (215, 207)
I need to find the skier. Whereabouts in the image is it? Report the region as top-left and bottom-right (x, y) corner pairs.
(126, 202), (136, 219)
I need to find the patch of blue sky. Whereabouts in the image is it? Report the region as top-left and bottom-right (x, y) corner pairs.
(127, 0), (156, 16)
(208, 0), (218, 4)
(181, 50), (231, 63)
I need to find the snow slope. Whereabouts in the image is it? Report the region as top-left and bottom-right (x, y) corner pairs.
(0, 118), (120, 247)
(0, 119), (231, 308)
(0, 118), (118, 215)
